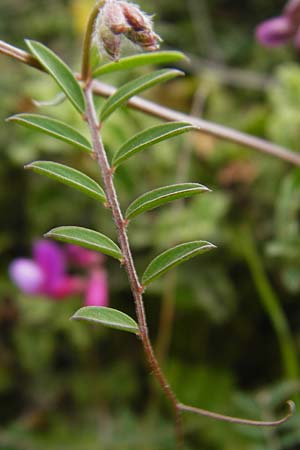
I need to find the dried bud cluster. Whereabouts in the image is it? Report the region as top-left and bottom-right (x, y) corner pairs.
(94, 0), (161, 60)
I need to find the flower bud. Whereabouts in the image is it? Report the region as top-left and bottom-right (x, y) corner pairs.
(94, 0), (161, 59)
(125, 29), (161, 51)
(95, 9), (122, 61)
(119, 1), (151, 31)
(103, 0), (129, 34)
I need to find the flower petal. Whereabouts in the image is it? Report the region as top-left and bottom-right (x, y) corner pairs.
(66, 244), (104, 267)
(256, 16), (294, 47)
(47, 276), (85, 299)
(33, 240), (66, 288)
(84, 269), (108, 307)
(9, 258), (45, 295)
(284, 0), (300, 23)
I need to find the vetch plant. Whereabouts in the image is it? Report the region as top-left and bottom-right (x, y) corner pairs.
(0, 1), (296, 448)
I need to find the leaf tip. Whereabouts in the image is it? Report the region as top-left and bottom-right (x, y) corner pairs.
(24, 38), (34, 50)
(70, 313), (79, 322)
(207, 242), (217, 249)
(174, 69), (185, 77)
(43, 230), (53, 239)
(5, 115), (15, 123)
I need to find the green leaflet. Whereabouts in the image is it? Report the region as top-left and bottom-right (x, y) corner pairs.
(126, 183), (210, 219)
(26, 40), (85, 113)
(45, 226), (122, 260)
(71, 306), (139, 335)
(26, 161), (106, 203)
(8, 114), (92, 153)
(142, 241), (216, 286)
(93, 51), (186, 77)
(100, 69), (183, 121)
(112, 122), (195, 167)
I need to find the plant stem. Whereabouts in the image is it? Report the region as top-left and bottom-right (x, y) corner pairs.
(81, 1), (106, 82)
(84, 83), (184, 449)
(178, 401), (295, 426)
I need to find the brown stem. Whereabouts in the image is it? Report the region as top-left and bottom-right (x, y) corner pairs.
(0, 39), (300, 166)
(84, 83), (184, 449)
(0, 40), (44, 71)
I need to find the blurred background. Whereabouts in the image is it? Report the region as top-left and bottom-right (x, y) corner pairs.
(0, 0), (300, 448)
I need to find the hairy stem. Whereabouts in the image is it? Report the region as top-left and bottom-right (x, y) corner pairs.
(0, 40), (300, 166)
(84, 84), (184, 449)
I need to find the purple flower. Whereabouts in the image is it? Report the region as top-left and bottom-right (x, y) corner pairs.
(256, 0), (300, 48)
(10, 241), (84, 299)
(9, 240), (109, 306)
(9, 258), (45, 295)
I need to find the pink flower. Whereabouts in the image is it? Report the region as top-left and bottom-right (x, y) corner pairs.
(85, 269), (108, 307)
(66, 244), (104, 267)
(10, 241), (83, 299)
(9, 241), (109, 306)
(256, 0), (300, 48)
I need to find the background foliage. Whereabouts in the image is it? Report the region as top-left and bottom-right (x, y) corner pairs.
(0, 0), (300, 449)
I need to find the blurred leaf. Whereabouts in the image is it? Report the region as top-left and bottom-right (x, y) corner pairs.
(142, 241), (215, 286)
(25, 161), (106, 202)
(45, 226), (122, 260)
(93, 51), (186, 77)
(126, 183), (210, 220)
(113, 122), (194, 167)
(8, 114), (92, 153)
(26, 40), (85, 113)
(100, 69), (183, 121)
(71, 306), (139, 334)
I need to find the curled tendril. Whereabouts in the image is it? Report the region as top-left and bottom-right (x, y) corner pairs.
(178, 400), (295, 427)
